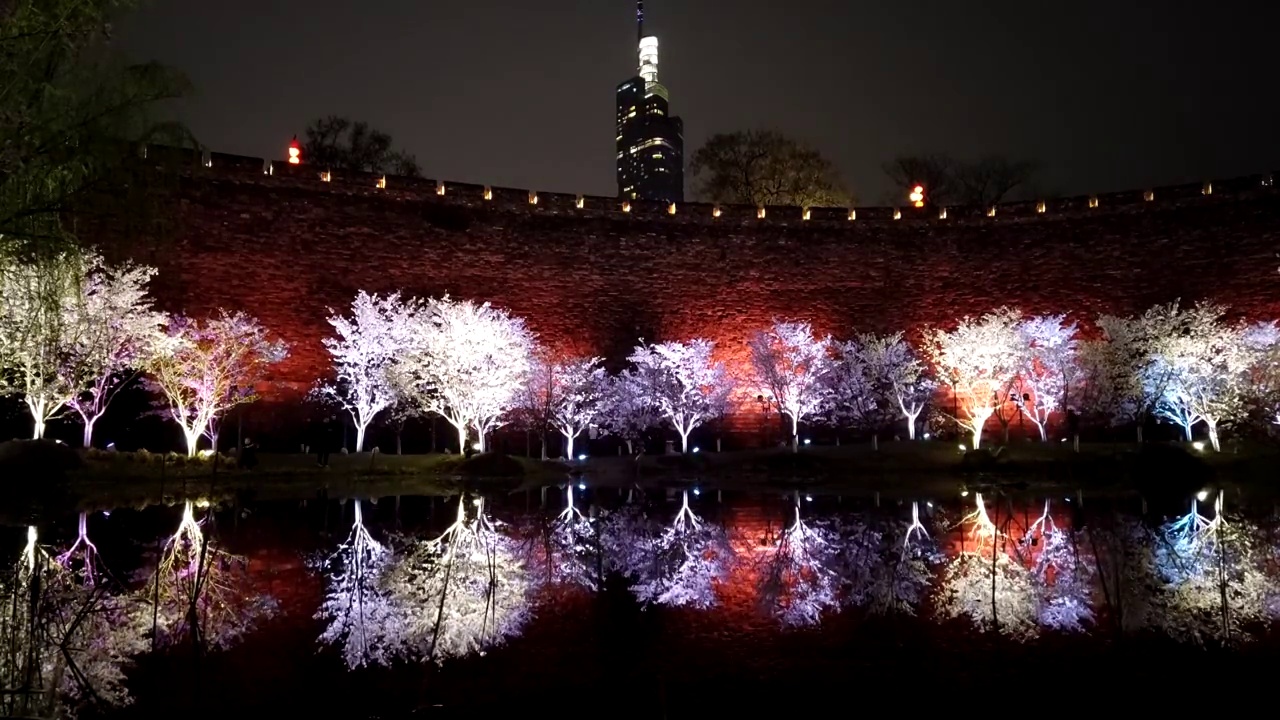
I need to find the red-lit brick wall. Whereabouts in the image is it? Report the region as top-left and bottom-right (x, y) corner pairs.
(104, 157), (1280, 444)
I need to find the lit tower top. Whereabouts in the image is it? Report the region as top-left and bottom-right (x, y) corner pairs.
(636, 1), (666, 101)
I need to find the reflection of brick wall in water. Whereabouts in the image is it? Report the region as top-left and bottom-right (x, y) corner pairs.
(109, 154), (1280, 444)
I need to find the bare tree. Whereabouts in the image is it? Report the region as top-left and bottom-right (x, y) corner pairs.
(302, 116), (421, 176)
(690, 130), (851, 208)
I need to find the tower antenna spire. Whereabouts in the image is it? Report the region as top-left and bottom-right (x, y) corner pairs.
(637, 1), (644, 42)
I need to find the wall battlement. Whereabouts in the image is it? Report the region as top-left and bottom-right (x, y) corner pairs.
(149, 144), (1278, 229)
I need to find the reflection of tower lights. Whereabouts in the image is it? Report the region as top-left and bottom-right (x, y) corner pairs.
(909, 184), (925, 208)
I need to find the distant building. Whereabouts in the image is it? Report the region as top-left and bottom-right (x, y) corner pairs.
(616, 2), (684, 202)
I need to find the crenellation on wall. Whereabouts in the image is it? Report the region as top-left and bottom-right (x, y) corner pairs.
(153, 144), (1279, 230)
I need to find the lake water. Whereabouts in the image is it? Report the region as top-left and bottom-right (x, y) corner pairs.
(3, 480), (1278, 718)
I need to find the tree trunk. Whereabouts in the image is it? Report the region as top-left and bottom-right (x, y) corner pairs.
(905, 411), (918, 440)
(790, 415), (799, 453)
(1181, 422), (1193, 442)
(625, 439), (634, 455)
(716, 437), (721, 453)
(872, 433), (879, 451)
(1207, 421), (1221, 452)
(1136, 424), (1143, 443)
(565, 432), (575, 460)
(540, 434), (548, 461)
(456, 424), (467, 455)
(82, 417), (96, 448)
(355, 422), (367, 453)
(396, 427), (403, 455)
(183, 427), (201, 457)
(679, 430), (691, 453)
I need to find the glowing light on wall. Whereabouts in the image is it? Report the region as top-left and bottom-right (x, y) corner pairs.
(802, 208), (811, 221)
(528, 190), (538, 205)
(1144, 190), (1154, 201)
(987, 206), (997, 217)
(909, 185), (924, 207)
(436, 181), (446, 196)
(847, 209), (856, 221)
(713, 206), (722, 218)
(576, 195), (585, 209)
(668, 202), (677, 215)
(319, 171), (331, 182)
(1036, 200), (1047, 213)
(288, 136), (301, 165)
(484, 186), (493, 200)
(1202, 182), (1213, 195)
(938, 207), (948, 220)
(893, 208), (902, 220)
(757, 207), (766, 219)
(376, 176), (386, 189)
(1088, 196), (1099, 208)
(622, 201), (632, 213)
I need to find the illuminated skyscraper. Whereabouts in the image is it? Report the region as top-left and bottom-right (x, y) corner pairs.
(616, 2), (684, 201)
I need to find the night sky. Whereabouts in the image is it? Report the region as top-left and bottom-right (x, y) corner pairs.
(118, 0), (1278, 203)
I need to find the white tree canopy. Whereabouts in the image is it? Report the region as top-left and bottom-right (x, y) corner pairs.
(922, 308), (1023, 449)
(627, 338), (733, 453)
(1147, 303), (1250, 449)
(598, 369), (659, 454)
(747, 320), (832, 451)
(147, 310), (288, 456)
(1014, 315), (1079, 441)
(857, 332), (935, 440)
(316, 291), (419, 452)
(547, 355), (608, 459)
(394, 296), (534, 453)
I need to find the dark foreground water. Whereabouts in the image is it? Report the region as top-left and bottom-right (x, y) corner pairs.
(3, 482), (1279, 717)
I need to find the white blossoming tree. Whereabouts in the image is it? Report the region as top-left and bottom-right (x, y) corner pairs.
(64, 260), (167, 448)
(1239, 321), (1280, 428)
(315, 291), (419, 453)
(756, 494), (841, 627)
(0, 250), (88, 439)
(1013, 315), (1080, 441)
(548, 356), (608, 459)
(395, 297), (534, 453)
(147, 310), (288, 456)
(922, 308), (1023, 449)
(627, 339), (734, 453)
(529, 485), (601, 592)
(1147, 303), (1250, 450)
(821, 339), (879, 436)
(747, 321), (832, 451)
(512, 350), (557, 459)
(1022, 502), (1094, 632)
(317, 500), (396, 669)
(598, 369), (659, 454)
(379, 496), (532, 664)
(857, 332), (935, 440)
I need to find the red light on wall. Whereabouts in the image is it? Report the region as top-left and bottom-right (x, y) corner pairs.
(288, 135), (301, 165)
(909, 184), (925, 208)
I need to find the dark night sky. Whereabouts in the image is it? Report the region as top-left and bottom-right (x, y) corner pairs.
(118, 0), (1278, 203)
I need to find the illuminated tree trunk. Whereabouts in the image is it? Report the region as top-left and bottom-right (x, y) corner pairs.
(454, 423), (468, 454)
(1180, 421), (1193, 442)
(1206, 420), (1221, 452)
(353, 419), (370, 453)
(904, 409), (920, 440)
(564, 432), (575, 460)
(678, 427), (692, 453)
(181, 426), (202, 457)
(790, 414), (799, 453)
(82, 417), (96, 448)
(24, 397), (51, 439)
(967, 407), (994, 450)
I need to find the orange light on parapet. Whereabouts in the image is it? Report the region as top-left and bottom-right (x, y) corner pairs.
(909, 184), (925, 208)
(288, 136), (301, 165)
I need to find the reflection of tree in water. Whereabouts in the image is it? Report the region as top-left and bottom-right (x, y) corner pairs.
(1, 524), (150, 718)
(316, 499), (395, 669)
(602, 491), (735, 610)
(754, 493), (841, 627)
(144, 501), (277, 652)
(836, 502), (942, 617)
(380, 495), (532, 665)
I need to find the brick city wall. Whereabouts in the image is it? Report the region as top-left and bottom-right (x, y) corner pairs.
(103, 149), (1280, 445)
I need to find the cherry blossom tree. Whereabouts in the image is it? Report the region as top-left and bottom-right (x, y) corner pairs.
(548, 356), (608, 459)
(747, 321), (832, 451)
(1240, 321), (1280, 429)
(512, 350), (556, 459)
(821, 339), (879, 437)
(627, 339), (734, 453)
(628, 491), (735, 609)
(314, 291), (419, 453)
(529, 485), (600, 592)
(598, 369), (659, 454)
(379, 496), (532, 664)
(1013, 315), (1079, 441)
(1147, 304), (1250, 450)
(317, 500), (396, 669)
(147, 310), (288, 456)
(858, 332), (935, 440)
(922, 308), (1023, 449)
(394, 297), (534, 453)
(0, 249), (88, 439)
(61, 260), (168, 448)
(756, 494), (841, 627)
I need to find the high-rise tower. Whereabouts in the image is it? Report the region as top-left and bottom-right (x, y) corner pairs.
(615, 2), (684, 202)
